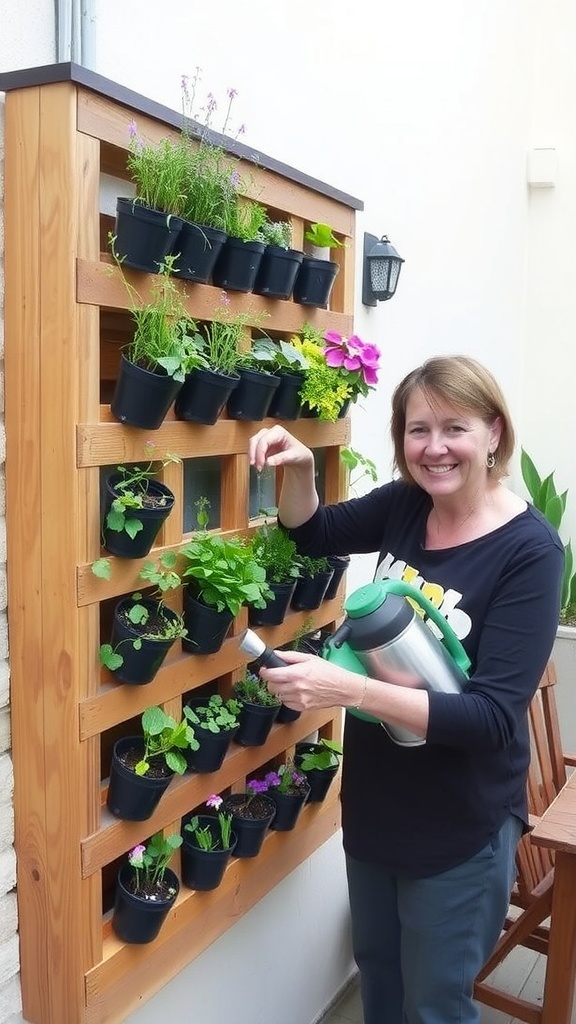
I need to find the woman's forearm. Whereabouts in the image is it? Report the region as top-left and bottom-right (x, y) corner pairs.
(278, 461), (319, 528)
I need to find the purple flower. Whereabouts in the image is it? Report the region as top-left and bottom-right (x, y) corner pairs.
(127, 120), (138, 140)
(206, 794), (223, 810)
(264, 772), (281, 788)
(237, 124), (246, 136)
(227, 87), (238, 99)
(128, 844), (146, 867)
(230, 170), (241, 188)
(247, 778), (270, 795)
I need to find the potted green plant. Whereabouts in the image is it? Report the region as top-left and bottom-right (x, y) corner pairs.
(264, 761), (311, 831)
(182, 693), (242, 772)
(179, 499), (274, 654)
(107, 705), (198, 820)
(101, 445), (181, 558)
(294, 737), (343, 804)
(181, 793), (237, 890)
(99, 556), (187, 684)
(244, 336), (309, 420)
(113, 124), (188, 273)
(227, 335), (282, 422)
(521, 449), (576, 624)
(112, 832), (183, 943)
(109, 253), (206, 429)
(291, 324), (382, 421)
(253, 218), (304, 300)
(221, 778), (277, 857)
(293, 221), (344, 307)
(248, 520), (300, 626)
(233, 669), (281, 746)
(291, 554), (335, 611)
(212, 199), (269, 292)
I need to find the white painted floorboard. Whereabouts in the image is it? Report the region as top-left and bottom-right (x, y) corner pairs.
(320, 948), (576, 1024)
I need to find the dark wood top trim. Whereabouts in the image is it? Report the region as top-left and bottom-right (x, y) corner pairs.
(0, 62), (364, 211)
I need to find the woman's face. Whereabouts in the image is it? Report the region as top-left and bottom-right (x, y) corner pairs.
(403, 387), (501, 500)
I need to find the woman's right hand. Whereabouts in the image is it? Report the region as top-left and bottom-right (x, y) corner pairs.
(249, 425), (314, 473)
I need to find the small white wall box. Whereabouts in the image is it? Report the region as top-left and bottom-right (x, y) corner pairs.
(527, 148), (557, 188)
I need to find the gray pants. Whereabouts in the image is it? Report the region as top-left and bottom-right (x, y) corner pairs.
(345, 814), (522, 1024)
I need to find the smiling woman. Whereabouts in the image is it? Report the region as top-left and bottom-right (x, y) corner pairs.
(248, 354), (564, 1024)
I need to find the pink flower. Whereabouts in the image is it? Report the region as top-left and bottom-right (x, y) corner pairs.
(128, 844), (146, 867)
(206, 794), (223, 810)
(322, 332), (381, 389)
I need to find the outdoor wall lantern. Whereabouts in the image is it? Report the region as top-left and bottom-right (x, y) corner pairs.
(362, 232), (404, 306)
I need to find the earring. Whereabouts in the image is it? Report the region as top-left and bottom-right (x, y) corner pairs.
(486, 451), (496, 469)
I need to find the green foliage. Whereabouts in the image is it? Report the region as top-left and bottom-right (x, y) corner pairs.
(234, 670), (281, 707)
(99, 590), (187, 672)
(252, 520), (300, 584)
(184, 805), (234, 851)
(180, 142), (241, 230)
(521, 449), (576, 621)
(245, 337), (309, 373)
(297, 554), (331, 578)
(291, 323), (352, 421)
(225, 199), (268, 241)
(135, 705), (199, 777)
(304, 222), (344, 249)
(104, 446), (180, 541)
(340, 446), (378, 496)
(128, 832), (183, 890)
(126, 132), (189, 216)
(297, 738), (343, 772)
(109, 242), (208, 381)
(183, 694), (242, 733)
(259, 219), (293, 248)
(179, 499), (273, 616)
(139, 551), (181, 592)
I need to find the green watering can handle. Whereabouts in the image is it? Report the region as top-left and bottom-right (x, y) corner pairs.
(381, 580), (471, 675)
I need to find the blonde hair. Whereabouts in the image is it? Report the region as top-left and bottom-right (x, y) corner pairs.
(391, 355), (515, 483)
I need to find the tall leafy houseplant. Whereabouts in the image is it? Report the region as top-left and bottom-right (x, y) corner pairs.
(521, 449), (576, 623)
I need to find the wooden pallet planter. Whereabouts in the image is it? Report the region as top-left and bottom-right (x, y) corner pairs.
(1, 63), (362, 1024)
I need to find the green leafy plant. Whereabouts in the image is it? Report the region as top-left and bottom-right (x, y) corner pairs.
(132, 705), (198, 777)
(251, 520), (300, 585)
(125, 125), (189, 216)
(297, 554), (331, 578)
(103, 443), (181, 542)
(297, 738), (343, 772)
(244, 336), (309, 375)
(234, 670), (280, 708)
(521, 449), (576, 623)
(128, 832), (183, 893)
(260, 219), (293, 248)
(225, 198), (268, 241)
(183, 693), (242, 734)
(184, 794), (234, 851)
(265, 760), (309, 796)
(99, 586), (187, 672)
(290, 323), (352, 421)
(109, 243), (208, 382)
(179, 499), (273, 616)
(340, 446), (378, 496)
(304, 222), (344, 249)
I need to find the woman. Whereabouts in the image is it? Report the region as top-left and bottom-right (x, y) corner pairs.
(248, 355), (563, 1024)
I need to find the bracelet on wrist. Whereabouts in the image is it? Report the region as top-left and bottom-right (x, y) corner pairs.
(349, 675), (368, 710)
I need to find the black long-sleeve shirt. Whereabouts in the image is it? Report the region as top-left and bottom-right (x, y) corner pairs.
(287, 480), (564, 876)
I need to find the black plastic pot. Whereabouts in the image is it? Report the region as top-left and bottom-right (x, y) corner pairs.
(269, 785), (310, 831)
(175, 366), (240, 425)
(292, 255), (340, 308)
(222, 793), (276, 857)
(102, 474), (175, 558)
(253, 245), (304, 299)
(107, 736), (174, 820)
(323, 555), (351, 601)
(183, 699), (238, 772)
(267, 370), (304, 421)
(234, 693), (281, 747)
(180, 816), (238, 891)
(112, 863), (179, 942)
(111, 355), (182, 430)
(107, 597), (180, 685)
(295, 742), (340, 804)
(172, 221), (227, 283)
(112, 198), (183, 274)
(276, 702), (302, 724)
(182, 591), (234, 655)
(248, 580), (297, 627)
(290, 568), (335, 611)
(211, 237), (266, 292)
(226, 368), (281, 421)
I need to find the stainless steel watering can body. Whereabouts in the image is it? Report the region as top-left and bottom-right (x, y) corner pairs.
(323, 580), (471, 747)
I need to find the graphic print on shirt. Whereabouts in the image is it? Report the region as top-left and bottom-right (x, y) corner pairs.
(374, 551), (472, 641)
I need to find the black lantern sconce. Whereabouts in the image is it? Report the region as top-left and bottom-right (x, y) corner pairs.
(362, 232), (404, 306)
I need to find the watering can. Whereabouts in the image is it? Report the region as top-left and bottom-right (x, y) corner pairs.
(322, 579), (471, 746)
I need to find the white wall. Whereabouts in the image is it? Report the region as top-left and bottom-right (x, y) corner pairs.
(2, 1), (576, 1022)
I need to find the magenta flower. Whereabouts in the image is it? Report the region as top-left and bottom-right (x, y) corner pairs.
(206, 794), (223, 810)
(323, 331), (381, 389)
(128, 844), (146, 868)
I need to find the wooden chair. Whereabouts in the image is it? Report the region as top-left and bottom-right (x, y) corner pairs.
(474, 661), (576, 1023)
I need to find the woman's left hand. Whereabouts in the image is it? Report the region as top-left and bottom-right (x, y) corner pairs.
(259, 649), (363, 711)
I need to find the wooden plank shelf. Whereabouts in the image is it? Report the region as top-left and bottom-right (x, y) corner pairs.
(3, 71), (359, 1024)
